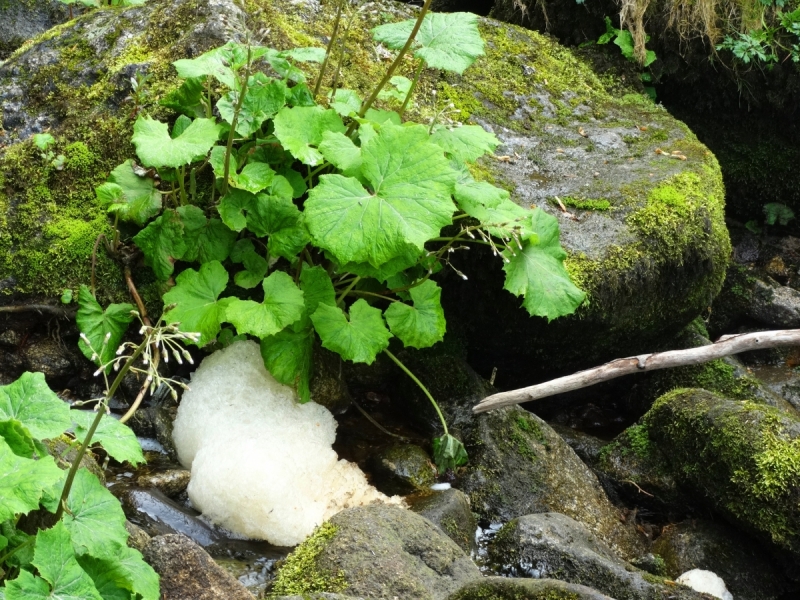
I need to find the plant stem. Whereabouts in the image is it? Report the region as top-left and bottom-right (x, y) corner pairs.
(336, 276), (361, 306)
(221, 47), (252, 197)
(178, 166), (187, 205)
(357, 0), (433, 119)
(384, 349), (448, 435)
(0, 538), (33, 566)
(348, 290), (400, 302)
(313, 0), (344, 98)
(398, 59), (425, 118)
(55, 340), (148, 520)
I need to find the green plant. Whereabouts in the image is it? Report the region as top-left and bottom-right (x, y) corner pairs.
(596, 16), (657, 97)
(92, 8), (585, 472)
(0, 322), (178, 597)
(745, 201), (796, 233)
(716, 7), (800, 64)
(58, 0), (145, 18)
(32, 133), (65, 171)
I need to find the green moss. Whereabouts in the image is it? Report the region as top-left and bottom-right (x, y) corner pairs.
(646, 389), (800, 551)
(557, 196), (612, 211)
(270, 522), (346, 597)
(625, 424), (652, 459)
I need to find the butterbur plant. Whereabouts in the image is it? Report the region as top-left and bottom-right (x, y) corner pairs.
(93, 7), (585, 472)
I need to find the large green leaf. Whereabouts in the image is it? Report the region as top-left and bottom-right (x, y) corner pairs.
(177, 205), (236, 264)
(0, 372), (72, 441)
(318, 131), (362, 176)
(300, 266), (336, 316)
(305, 124), (456, 267)
(62, 469), (128, 558)
(78, 544), (159, 600)
(431, 125), (499, 163)
(95, 160), (162, 226)
(372, 12), (485, 74)
(5, 522), (102, 600)
(229, 162), (277, 194)
(328, 89), (362, 117)
(172, 41), (261, 89)
(432, 433), (468, 472)
(76, 285), (135, 370)
(454, 173), (537, 240)
(0, 419), (36, 458)
(70, 411), (144, 466)
(383, 280), (446, 349)
(163, 261), (230, 346)
(224, 271), (305, 338)
(160, 76), (206, 118)
(132, 116), (221, 169)
(246, 190), (311, 260)
(310, 300), (392, 364)
(0, 437), (63, 522)
(260, 327), (314, 403)
(272, 106), (346, 166)
(133, 209), (187, 280)
(217, 73), (287, 137)
(217, 189), (255, 232)
(501, 209), (586, 320)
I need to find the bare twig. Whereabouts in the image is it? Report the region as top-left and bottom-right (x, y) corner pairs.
(0, 305), (76, 318)
(351, 398), (410, 441)
(473, 329), (800, 413)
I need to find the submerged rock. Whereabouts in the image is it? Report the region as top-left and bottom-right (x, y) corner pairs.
(270, 505), (481, 599)
(143, 533), (255, 600)
(488, 513), (708, 600)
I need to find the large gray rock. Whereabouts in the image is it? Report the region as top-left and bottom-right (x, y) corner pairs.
(0, 0), (70, 60)
(448, 577), (615, 599)
(652, 519), (797, 600)
(748, 278), (800, 328)
(488, 513), (709, 600)
(143, 533), (255, 600)
(270, 505), (481, 600)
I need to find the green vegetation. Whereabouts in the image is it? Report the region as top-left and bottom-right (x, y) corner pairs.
(0, 370), (158, 598)
(87, 9), (584, 472)
(270, 522), (346, 596)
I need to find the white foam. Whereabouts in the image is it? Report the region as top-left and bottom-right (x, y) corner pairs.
(172, 341), (397, 546)
(676, 569), (733, 600)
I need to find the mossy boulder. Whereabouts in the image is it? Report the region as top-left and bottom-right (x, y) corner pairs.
(369, 443), (437, 495)
(487, 513), (708, 600)
(408, 487), (477, 554)
(628, 388), (800, 564)
(1, 0), (726, 378)
(270, 506), (481, 599)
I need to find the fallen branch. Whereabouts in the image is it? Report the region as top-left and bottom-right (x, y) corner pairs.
(472, 329), (800, 413)
(0, 304), (76, 319)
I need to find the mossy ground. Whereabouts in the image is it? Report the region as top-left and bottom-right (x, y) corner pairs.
(269, 522), (346, 596)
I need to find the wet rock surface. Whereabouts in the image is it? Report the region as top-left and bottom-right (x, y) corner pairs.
(369, 443), (437, 495)
(488, 513), (707, 600)
(408, 488), (477, 554)
(652, 519), (797, 600)
(143, 534), (255, 600)
(448, 577), (616, 599)
(0, 0), (70, 59)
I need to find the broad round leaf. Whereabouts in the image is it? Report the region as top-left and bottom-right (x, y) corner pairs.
(384, 280), (446, 349)
(501, 209), (586, 320)
(132, 116), (221, 168)
(76, 285), (135, 370)
(273, 105), (346, 166)
(305, 124), (456, 267)
(163, 261), (230, 346)
(224, 271), (305, 338)
(0, 372), (72, 441)
(310, 300), (392, 364)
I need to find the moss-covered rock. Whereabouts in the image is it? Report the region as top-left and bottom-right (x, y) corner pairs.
(369, 443), (437, 496)
(638, 388), (800, 564)
(447, 576), (615, 600)
(270, 505), (481, 599)
(408, 487), (477, 554)
(0, 0), (69, 60)
(2, 0), (726, 383)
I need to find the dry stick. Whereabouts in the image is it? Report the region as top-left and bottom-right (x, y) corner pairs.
(124, 266), (151, 327)
(472, 329), (800, 414)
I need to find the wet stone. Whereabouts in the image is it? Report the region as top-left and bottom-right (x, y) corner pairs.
(408, 488), (477, 553)
(368, 443), (437, 495)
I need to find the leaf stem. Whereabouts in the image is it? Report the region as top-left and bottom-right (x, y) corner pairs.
(0, 538), (33, 566)
(355, 0), (433, 120)
(398, 59), (425, 118)
(221, 47), (252, 197)
(348, 289), (400, 302)
(313, 0), (344, 98)
(384, 348), (448, 435)
(336, 276), (361, 306)
(178, 165), (187, 205)
(55, 338), (148, 520)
